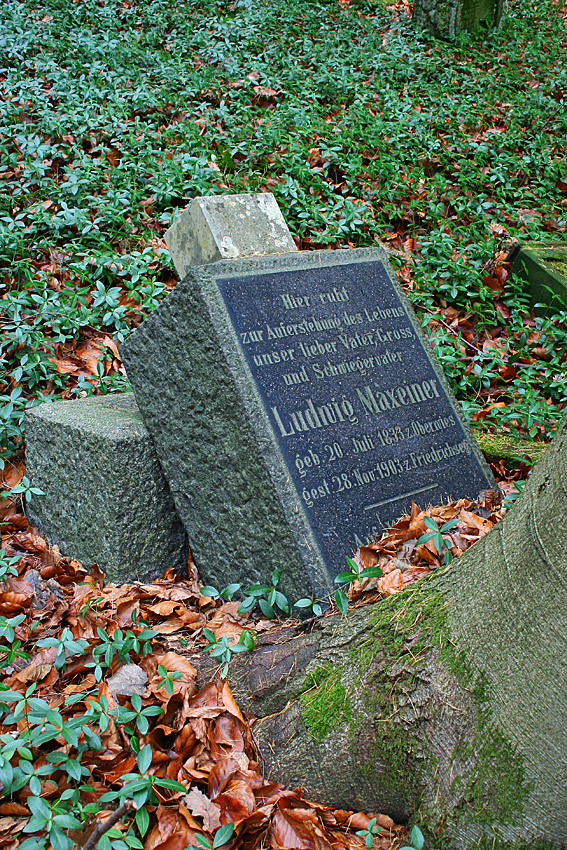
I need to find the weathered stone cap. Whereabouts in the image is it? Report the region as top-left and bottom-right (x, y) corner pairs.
(165, 193), (297, 279)
(25, 393), (188, 585)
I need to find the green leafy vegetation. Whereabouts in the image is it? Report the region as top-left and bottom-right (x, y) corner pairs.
(202, 626), (256, 677)
(356, 817), (383, 849)
(416, 516), (459, 565)
(0, 0), (565, 480)
(0, 0), (566, 839)
(0, 613), (187, 850)
(200, 553), (384, 623)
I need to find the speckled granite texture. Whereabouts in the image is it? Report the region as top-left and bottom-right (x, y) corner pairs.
(122, 248), (495, 601)
(25, 393), (188, 584)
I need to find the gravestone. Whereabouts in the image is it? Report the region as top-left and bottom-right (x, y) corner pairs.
(123, 247), (496, 602)
(507, 241), (567, 316)
(412, 0), (503, 38)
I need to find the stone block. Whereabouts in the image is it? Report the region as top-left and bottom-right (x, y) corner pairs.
(25, 393), (188, 584)
(507, 240), (567, 316)
(412, 0), (503, 38)
(123, 247), (495, 603)
(165, 193), (297, 279)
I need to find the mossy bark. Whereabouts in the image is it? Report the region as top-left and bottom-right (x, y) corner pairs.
(227, 419), (567, 847)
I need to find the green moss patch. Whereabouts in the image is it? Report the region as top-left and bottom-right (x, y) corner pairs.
(477, 433), (547, 466)
(465, 726), (529, 826)
(300, 664), (352, 741)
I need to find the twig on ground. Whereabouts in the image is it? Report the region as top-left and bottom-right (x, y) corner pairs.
(84, 801), (133, 850)
(419, 305), (501, 360)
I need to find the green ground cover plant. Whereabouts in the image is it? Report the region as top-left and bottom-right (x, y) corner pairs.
(0, 0), (566, 477)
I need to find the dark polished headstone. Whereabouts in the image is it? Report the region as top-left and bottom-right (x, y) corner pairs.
(122, 247), (496, 601)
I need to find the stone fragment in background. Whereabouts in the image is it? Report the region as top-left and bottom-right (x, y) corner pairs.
(412, 0), (503, 39)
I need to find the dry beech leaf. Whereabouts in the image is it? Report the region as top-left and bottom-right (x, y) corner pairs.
(151, 617), (189, 634)
(0, 803), (30, 816)
(270, 802), (332, 850)
(359, 546), (380, 568)
(1, 462), (25, 490)
(209, 758), (241, 798)
(214, 780), (256, 821)
(402, 566), (431, 585)
(183, 787), (222, 830)
(147, 600), (183, 616)
(377, 569), (403, 596)
(11, 646), (58, 684)
(144, 805), (197, 850)
(222, 680), (246, 722)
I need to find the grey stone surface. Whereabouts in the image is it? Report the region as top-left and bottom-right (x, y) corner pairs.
(412, 0), (503, 38)
(107, 664), (148, 698)
(507, 240), (567, 316)
(25, 393), (188, 584)
(122, 248), (495, 603)
(165, 193), (297, 279)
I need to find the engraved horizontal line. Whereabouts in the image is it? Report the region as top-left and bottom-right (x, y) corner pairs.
(364, 483), (439, 511)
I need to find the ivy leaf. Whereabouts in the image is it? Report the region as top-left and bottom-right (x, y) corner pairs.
(411, 825), (424, 850)
(136, 807), (150, 837)
(213, 823), (235, 848)
(239, 630), (255, 651)
(359, 567), (383, 579)
(345, 555), (359, 573)
(237, 596), (256, 614)
(334, 570), (358, 584)
(294, 598), (313, 608)
(259, 598), (276, 619)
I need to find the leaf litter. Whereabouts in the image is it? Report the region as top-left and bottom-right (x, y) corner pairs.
(0, 476), (516, 850)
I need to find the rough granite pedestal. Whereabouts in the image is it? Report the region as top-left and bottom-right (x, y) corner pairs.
(25, 394), (188, 584)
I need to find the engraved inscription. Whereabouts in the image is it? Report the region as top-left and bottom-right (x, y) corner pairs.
(217, 260), (491, 576)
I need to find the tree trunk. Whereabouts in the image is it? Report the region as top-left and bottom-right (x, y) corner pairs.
(226, 419), (567, 848)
